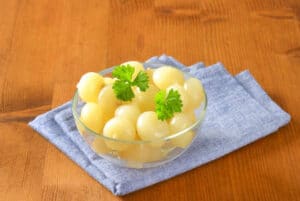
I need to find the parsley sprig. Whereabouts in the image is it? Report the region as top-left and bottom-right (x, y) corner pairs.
(155, 89), (183, 120)
(112, 64), (149, 101)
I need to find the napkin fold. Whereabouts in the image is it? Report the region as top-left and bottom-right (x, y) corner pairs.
(29, 55), (290, 195)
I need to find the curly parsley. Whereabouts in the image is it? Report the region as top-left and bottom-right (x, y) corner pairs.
(112, 64), (149, 101)
(155, 89), (183, 120)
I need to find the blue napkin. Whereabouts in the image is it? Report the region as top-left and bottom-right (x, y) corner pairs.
(29, 55), (290, 195)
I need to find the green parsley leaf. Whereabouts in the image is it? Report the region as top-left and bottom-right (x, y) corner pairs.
(112, 64), (149, 101)
(112, 80), (134, 101)
(155, 89), (183, 120)
(112, 65), (134, 81)
(132, 71), (149, 91)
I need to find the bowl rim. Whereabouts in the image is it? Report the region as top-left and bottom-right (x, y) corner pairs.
(71, 64), (207, 145)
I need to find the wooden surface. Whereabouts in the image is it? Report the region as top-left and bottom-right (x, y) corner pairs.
(0, 0), (299, 200)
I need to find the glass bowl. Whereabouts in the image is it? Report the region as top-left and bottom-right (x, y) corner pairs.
(72, 63), (207, 168)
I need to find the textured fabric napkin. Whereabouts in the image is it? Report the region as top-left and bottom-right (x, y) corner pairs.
(29, 55), (290, 195)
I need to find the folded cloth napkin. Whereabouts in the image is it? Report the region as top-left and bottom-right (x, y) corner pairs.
(29, 55), (290, 195)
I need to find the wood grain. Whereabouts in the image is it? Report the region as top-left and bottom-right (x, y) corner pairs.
(0, 0), (299, 200)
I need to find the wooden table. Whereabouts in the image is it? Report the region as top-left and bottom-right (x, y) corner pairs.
(1, 0), (299, 200)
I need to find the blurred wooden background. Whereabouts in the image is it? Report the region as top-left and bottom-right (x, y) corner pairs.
(0, 0), (299, 200)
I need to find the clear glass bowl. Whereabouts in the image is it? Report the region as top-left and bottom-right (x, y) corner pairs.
(72, 63), (207, 168)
